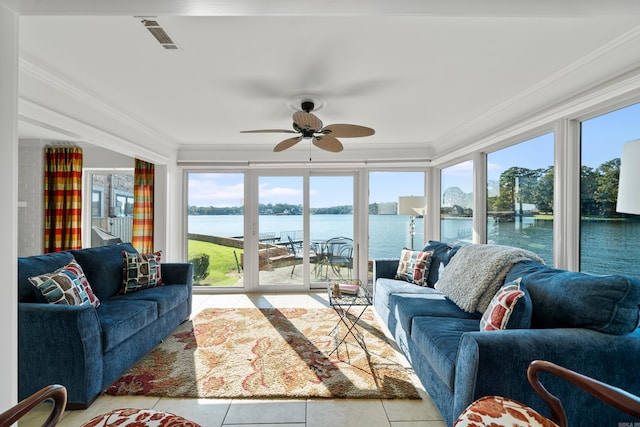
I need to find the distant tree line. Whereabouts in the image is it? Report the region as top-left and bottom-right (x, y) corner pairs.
(442, 158), (630, 219)
(189, 158), (629, 219)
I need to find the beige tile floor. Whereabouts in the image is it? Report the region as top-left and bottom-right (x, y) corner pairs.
(20, 292), (446, 427)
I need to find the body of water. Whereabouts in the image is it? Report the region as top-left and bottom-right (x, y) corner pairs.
(188, 214), (640, 277)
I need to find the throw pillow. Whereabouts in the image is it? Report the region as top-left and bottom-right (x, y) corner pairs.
(28, 260), (96, 307)
(395, 249), (433, 287)
(121, 251), (163, 294)
(60, 260), (100, 307)
(480, 278), (530, 331)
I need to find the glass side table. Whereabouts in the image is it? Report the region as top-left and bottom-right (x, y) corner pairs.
(327, 281), (372, 356)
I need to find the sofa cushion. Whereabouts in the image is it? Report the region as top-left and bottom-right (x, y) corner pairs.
(519, 265), (640, 335)
(421, 241), (461, 287)
(396, 249), (433, 286)
(28, 261), (93, 307)
(375, 278), (443, 311)
(96, 298), (158, 352)
(392, 293), (480, 336)
(120, 251), (163, 294)
(410, 316), (480, 390)
(480, 278), (531, 331)
(71, 243), (137, 300)
(111, 284), (188, 317)
(18, 252), (75, 303)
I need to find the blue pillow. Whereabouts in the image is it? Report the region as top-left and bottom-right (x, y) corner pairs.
(521, 265), (640, 335)
(421, 241), (461, 287)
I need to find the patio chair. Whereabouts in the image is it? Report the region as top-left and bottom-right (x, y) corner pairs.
(454, 360), (640, 426)
(286, 236), (316, 278)
(324, 237), (353, 280)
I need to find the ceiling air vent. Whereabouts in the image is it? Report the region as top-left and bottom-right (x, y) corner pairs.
(139, 17), (179, 50)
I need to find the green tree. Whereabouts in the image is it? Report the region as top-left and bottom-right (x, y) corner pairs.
(594, 158), (620, 216)
(532, 166), (554, 213)
(493, 167), (540, 212)
(581, 165), (599, 216)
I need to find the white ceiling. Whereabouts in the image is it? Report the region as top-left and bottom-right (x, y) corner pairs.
(10, 0), (640, 164)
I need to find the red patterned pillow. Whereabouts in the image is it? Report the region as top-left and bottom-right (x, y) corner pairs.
(454, 396), (558, 427)
(395, 249), (434, 286)
(80, 408), (202, 427)
(480, 278), (524, 331)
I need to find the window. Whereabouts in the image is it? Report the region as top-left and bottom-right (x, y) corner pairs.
(580, 102), (640, 276)
(441, 160), (473, 245)
(91, 190), (102, 217)
(486, 133), (554, 264)
(89, 172), (134, 246)
(368, 171), (425, 258)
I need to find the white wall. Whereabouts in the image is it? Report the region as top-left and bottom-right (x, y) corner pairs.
(17, 140), (44, 256)
(83, 144), (134, 168)
(0, 2), (19, 409)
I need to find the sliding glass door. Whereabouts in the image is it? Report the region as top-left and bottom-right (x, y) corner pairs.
(186, 170), (357, 292)
(186, 172), (245, 290)
(257, 175), (305, 287)
(309, 175), (355, 288)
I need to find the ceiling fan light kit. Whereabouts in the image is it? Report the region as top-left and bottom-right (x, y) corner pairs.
(241, 101), (374, 153)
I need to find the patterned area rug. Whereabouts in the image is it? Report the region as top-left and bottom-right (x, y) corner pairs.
(106, 307), (420, 399)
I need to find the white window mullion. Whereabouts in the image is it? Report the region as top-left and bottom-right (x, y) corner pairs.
(473, 152), (487, 244)
(554, 119), (581, 271)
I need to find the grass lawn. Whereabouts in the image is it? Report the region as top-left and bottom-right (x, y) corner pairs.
(187, 240), (242, 287)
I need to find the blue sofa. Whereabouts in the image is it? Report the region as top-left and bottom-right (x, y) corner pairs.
(374, 241), (640, 426)
(18, 243), (194, 408)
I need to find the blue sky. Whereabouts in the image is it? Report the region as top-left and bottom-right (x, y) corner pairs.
(188, 102), (639, 207)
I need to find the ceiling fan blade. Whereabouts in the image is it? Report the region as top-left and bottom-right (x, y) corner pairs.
(293, 111), (323, 132)
(241, 129), (297, 134)
(322, 124), (375, 138)
(313, 135), (343, 153)
(273, 136), (303, 152)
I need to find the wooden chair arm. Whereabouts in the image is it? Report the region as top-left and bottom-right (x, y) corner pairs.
(527, 360), (640, 427)
(0, 384), (67, 427)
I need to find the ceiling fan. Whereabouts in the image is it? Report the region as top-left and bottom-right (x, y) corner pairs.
(241, 101), (375, 153)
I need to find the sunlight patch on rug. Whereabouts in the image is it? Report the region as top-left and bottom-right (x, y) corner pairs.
(106, 307), (420, 399)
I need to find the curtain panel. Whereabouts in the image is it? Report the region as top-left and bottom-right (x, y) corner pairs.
(44, 146), (83, 253)
(132, 159), (155, 253)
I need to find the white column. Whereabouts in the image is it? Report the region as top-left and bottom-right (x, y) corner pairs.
(425, 166), (441, 242)
(473, 152), (487, 244)
(554, 118), (581, 271)
(0, 2), (19, 407)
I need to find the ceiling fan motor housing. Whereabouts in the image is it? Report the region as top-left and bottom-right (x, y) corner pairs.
(301, 101), (315, 112)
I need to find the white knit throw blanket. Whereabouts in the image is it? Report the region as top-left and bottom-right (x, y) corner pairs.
(434, 244), (544, 313)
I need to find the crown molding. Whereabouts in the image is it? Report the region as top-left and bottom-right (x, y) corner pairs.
(434, 24), (640, 158)
(19, 98), (171, 164)
(19, 57), (178, 152)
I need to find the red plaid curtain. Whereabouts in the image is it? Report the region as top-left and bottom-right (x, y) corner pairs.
(44, 146), (83, 253)
(132, 159), (154, 253)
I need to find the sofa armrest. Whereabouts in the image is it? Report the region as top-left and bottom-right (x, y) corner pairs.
(161, 263), (194, 286)
(454, 328), (640, 424)
(160, 263), (194, 317)
(373, 258), (400, 282)
(18, 302), (103, 405)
